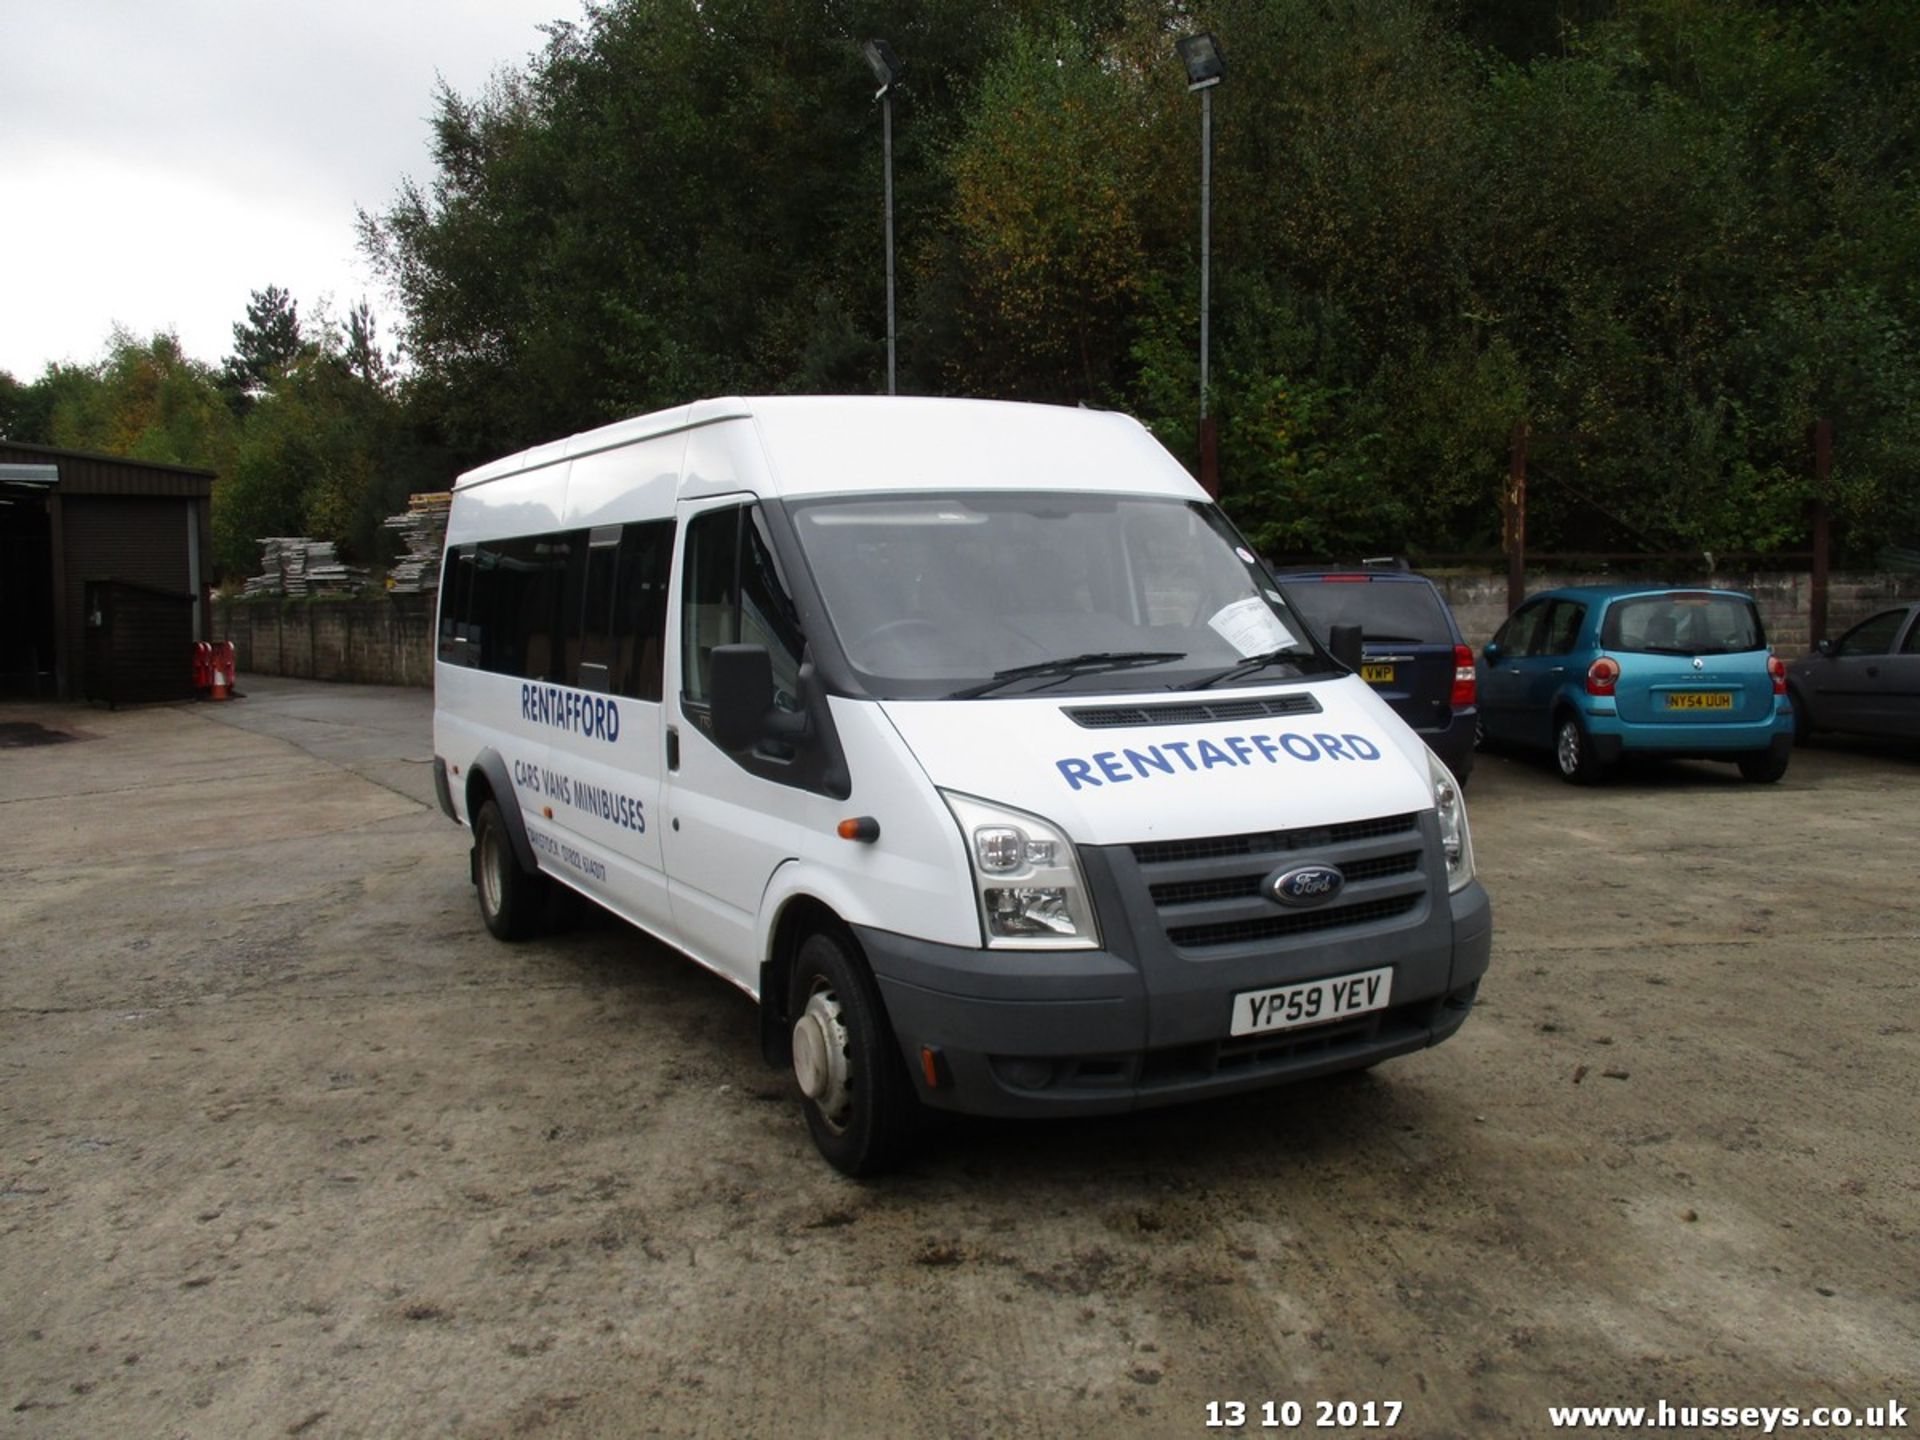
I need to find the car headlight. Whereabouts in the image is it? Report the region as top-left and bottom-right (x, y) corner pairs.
(1428, 750), (1475, 893)
(941, 791), (1101, 950)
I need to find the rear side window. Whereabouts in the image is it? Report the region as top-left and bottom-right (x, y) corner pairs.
(1836, 609), (1906, 658)
(1281, 579), (1455, 644)
(439, 520), (673, 696)
(1540, 601), (1587, 656)
(1601, 593), (1764, 655)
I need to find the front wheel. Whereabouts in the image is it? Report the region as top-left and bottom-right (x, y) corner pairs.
(1738, 748), (1790, 784)
(474, 798), (547, 940)
(788, 930), (918, 1176)
(1554, 713), (1607, 786)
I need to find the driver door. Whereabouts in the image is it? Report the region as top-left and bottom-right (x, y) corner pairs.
(661, 496), (814, 989)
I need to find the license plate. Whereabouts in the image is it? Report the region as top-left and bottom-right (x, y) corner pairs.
(1231, 965), (1393, 1037)
(1361, 663), (1396, 684)
(1665, 691), (1733, 710)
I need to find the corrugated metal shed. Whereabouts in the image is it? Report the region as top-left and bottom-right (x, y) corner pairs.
(0, 442), (217, 700)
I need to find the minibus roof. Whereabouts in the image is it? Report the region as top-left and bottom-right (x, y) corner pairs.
(453, 396), (1205, 501)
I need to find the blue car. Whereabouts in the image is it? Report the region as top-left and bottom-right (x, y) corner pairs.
(1476, 585), (1794, 784)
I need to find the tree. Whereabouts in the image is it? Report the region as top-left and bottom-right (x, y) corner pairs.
(41, 330), (238, 473)
(222, 284), (306, 408)
(354, 0), (1920, 561)
(341, 299), (390, 389)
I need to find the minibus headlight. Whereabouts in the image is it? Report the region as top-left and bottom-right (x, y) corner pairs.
(942, 792), (1100, 950)
(1427, 750), (1475, 893)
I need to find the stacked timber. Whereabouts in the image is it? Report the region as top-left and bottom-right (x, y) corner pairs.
(243, 538), (369, 598)
(382, 492), (452, 594)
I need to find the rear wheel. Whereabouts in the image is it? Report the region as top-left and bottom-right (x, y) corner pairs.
(474, 798), (547, 940)
(788, 930), (918, 1176)
(1738, 749), (1790, 784)
(1554, 713), (1606, 786)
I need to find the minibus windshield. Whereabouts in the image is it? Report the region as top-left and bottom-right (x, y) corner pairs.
(787, 492), (1328, 698)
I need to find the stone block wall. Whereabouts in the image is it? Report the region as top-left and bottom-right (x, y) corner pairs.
(1432, 570), (1911, 653)
(213, 572), (1914, 688)
(214, 597), (435, 687)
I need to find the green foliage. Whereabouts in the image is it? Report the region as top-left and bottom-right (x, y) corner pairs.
(41, 330), (238, 474)
(23, 0), (1920, 575)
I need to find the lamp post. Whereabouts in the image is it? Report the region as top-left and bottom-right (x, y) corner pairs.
(1176, 33), (1225, 495)
(863, 39), (901, 396)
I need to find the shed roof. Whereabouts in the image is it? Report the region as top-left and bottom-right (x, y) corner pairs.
(0, 440), (216, 498)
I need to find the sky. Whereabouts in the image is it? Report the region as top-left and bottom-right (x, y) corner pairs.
(0, 0), (584, 380)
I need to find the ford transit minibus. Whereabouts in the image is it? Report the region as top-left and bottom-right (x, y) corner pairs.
(432, 397), (1492, 1173)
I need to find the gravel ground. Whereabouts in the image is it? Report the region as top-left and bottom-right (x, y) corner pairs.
(2, 677), (1915, 1438)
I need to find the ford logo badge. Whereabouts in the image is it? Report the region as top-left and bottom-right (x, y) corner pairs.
(1268, 864), (1344, 908)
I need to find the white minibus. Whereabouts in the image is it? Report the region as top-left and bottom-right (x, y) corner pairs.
(432, 397), (1491, 1173)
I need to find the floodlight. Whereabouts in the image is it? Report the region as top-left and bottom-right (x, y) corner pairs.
(1177, 33), (1225, 91)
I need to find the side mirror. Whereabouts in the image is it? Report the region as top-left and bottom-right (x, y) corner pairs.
(1815, 638), (1835, 658)
(1482, 642), (1502, 664)
(1328, 623), (1364, 672)
(709, 644), (809, 751)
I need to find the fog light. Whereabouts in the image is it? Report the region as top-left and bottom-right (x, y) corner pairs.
(995, 1057), (1056, 1090)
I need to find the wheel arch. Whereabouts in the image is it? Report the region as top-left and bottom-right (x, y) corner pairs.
(757, 882), (864, 1067)
(465, 748), (538, 875)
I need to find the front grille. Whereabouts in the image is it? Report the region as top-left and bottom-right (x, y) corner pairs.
(1148, 850), (1419, 908)
(1125, 812), (1430, 954)
(1131, 812), (1418, 867)
(1066, 693), (1321, 729)
(1167, 893), (1421, 949)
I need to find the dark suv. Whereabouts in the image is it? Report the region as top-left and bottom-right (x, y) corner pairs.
(1274, 565), (1478, 783)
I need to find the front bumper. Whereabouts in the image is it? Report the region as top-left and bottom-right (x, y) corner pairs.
(861, 866), (1492, 1120)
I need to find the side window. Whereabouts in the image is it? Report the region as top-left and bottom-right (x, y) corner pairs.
(1503, 603), (1547, 657)
(468, 532), (577, 680)
(1903, 614), (1920, 655)
(437, 546), (473, 664)
(1541, 601), (1586, 656)
(1837, 609), (1905, 658)
(609, 520), (673, 702)
(740, 508), (806, 707)
(516, 533), (575, 683)
(682, 507), (742, 705)
(575, 526), (623, 693)
(681, 505), (806, 708)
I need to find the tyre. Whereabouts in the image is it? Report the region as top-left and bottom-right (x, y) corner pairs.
(1789, 687), (1815, 748)
(788, 929), (918, 1176)
(1554, 712), (1606, 786)
(1738, 748), (1790, 784)
(474, 797), (547, 941)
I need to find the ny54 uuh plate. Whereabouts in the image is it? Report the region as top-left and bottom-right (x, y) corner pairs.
(1231, 965), (1393, 1037)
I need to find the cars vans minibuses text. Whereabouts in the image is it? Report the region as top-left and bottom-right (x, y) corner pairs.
(432, 397), (1493, 1173)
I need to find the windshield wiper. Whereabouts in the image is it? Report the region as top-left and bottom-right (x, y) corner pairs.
(946, 651), (1188, 700)
(1179, 647), (1312, 691)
